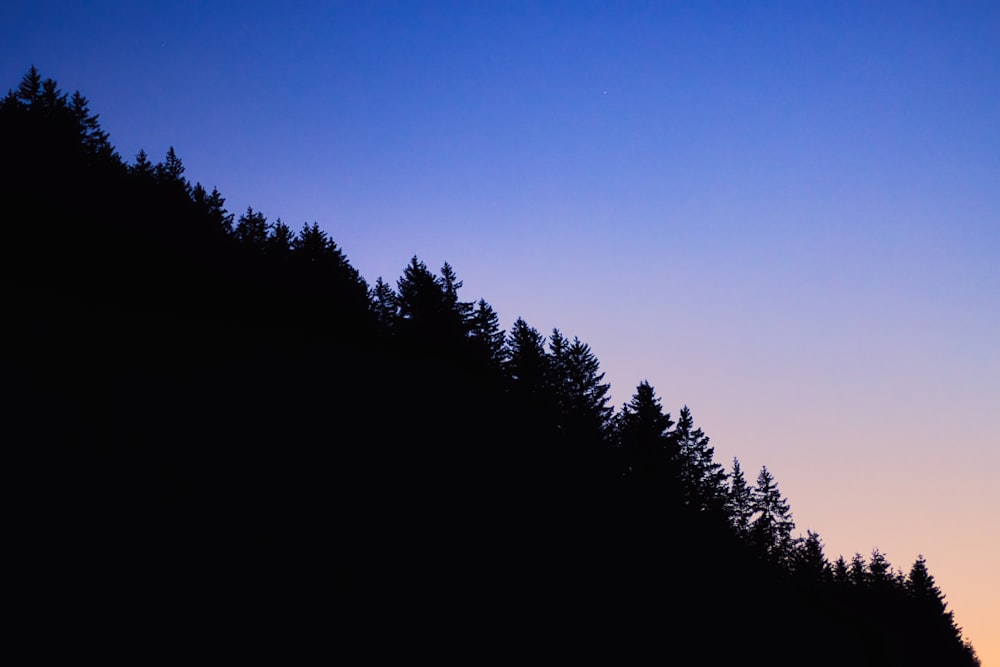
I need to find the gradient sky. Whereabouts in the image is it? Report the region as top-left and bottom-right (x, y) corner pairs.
(3, 1), (997, 660)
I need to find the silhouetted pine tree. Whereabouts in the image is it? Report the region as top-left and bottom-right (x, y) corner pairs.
(439, 261), (473, 336)
(903, 556), (980, 666)
(546, 329), (576, 432)
(38, 77), (66, 114)
(155, 146), (188, 196)
(725, 457), (754, 539)
(831, 555), (850, 586)
(906, 555), (960, 639)
(14, 65), (41, 105)
(468, 299), (506, 368)
(849, 552), (868, 587)
(266, 218), (295, 259)
(265, 219), (295, 260)
(674, 406), (727, 514)
(292, 222), (331, 262)
(614, 381), (677, 489)
(191, 183), (235, 239)
(235, 206), (269, 252)
(868, 548), (895, 591)
(789, 530), (831, 584)
(395, 256), (457, 347)
(505, 318), (557, 447)
(130, 149), (155, 180)
(553, 335), (612, 443)
(290, 222), (369, 330)
(369, 277), (398, 334)
(750, 466), (796, 564)
(506, 318), (548, 395)
(907, 556), (945, 609)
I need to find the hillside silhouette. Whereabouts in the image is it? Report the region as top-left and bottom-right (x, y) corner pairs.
(2, 68), (980, 665)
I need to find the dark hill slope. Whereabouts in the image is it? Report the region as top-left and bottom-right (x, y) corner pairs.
(1, 71), (978, 666)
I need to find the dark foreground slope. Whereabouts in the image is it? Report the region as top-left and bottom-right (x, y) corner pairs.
(2, 71), (978, 666)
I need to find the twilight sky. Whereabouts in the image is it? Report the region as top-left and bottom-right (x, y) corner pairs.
(4, 1), (997, 660)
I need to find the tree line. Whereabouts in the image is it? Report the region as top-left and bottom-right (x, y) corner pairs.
(2, 67), (979, 666)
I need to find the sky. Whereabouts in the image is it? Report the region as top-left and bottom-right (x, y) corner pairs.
(3, 1), (997, 660)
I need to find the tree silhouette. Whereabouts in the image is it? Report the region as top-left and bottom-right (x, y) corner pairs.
(750, 466), (796, 563)
(14, 65), (42, 105)
(614, 381), (677, 489)
(265, 219), (295, 260)
(190, 183), (235, 238)
(868, 547), (895, 590)
(69, 91), (116, 162)
(549, 334), (612, 449)
(790, 530), (831, 584)
(725, 457), (754, 539)
(235, 206), (269, 252)
(674, 406), (727, 514)
(369, 277), (398, 333)
(831, 554), (850, 586)
(904, 556), (979, 665)
(468, 299), (506, 368)
(440, 261), (473, 335)
(155, 146), (187, 189)
(506, 317), (548, 396)
(907, 555), (958, 634)
(130, 149), (155, 180)
(395, 256), (464, 347)
(292, 222), (333, 262)
(849, 552), (868, 587)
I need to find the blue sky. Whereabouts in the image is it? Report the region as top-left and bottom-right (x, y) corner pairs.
(3, 1), (998, 660)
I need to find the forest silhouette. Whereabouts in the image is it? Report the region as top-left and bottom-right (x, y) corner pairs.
(2, 68), (980, 665)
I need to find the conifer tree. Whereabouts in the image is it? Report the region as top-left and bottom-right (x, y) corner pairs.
(725, 457), (754, 538)
(38, 77), (65, 114)
(265, 219), (295, 260)
(369, 277), (398, 333)
(750, 466), (796, 563)
(235, 207), (269, 252)
(69, 90), (115, 161)
(868, 548), (894, 590)
(506, 317), (548, 397)
(154, 146), (190, 200)
(831, 555), (850, 585)
(546, 329), (570, 414)
(790, 530), (830, 583)
(207, 187), (234, 237)
(616, 381), (674, 453)
(469, 299), (506, 367)
(156, 146), (186, 184)
(293, 222), (335, 262)
(395, 256), (451, 345)
(557, 336), (612, 442)
(130, 149), (155, 180)
(191, 183), (234, 237)
(390, 259), (473, 345)
(674, 406), (727, 513)
(504, 318), (557, 450)
(907, 555), (950, 619)
(439, 261), (473, 336)
(905, 555), (978, 663)
(15, 65), (41, 106)
(849, 552), (868, 587)
(291, 223), (367, 313)
(614, 381), (676, 484)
